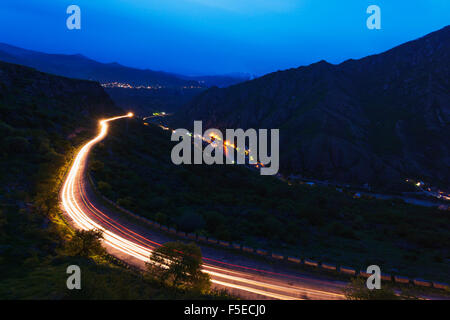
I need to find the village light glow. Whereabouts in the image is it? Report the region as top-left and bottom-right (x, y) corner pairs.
(171, 121), (280, 175)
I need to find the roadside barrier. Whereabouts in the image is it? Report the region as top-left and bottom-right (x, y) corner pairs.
(287, 256), (301, 264)
(321, 263), (337, 271)
(359, 271), (370, 278)
(432, 282), (449, 290)
(339, 266), (356, 276)
(207, 237), (218, 244)
(271, 253), (284, 260)
(242, 246), (254, 253)
(232, 243), (241, 250)
(394, 275), (410, 284)
(187, 233), (197, 240)
(256, 249), (268, 256)
(219, 241), (230, 247)
(413, 279), (431, 287)
(381, 274), (392, 281)
(304, 259), (319, 268)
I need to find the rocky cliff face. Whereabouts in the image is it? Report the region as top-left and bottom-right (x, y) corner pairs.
(175, 26), (450, 190)
(0, 60), (121, 121)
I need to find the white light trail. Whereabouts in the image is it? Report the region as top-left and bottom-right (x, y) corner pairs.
(60, 114), (344, 300)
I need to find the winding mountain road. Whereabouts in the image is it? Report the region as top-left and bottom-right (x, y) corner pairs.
(60, 114), (346, 300)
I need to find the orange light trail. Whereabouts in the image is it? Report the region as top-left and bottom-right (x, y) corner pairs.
(60, 114), (344, 300)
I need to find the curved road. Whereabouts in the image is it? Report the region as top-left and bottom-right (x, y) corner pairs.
(60, 114), (346, 300)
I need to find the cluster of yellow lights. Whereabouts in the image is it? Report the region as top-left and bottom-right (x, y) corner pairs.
(205, 133), (265, 166)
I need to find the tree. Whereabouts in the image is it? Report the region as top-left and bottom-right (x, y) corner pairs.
(176, 209), (205, 232)
(89, 160), (104, 173)
(146, 241), (210, 293)
(35, 182), (59, 216)
(65, 229), (106, 258)
(117, 196), (134, 208)
(204, 211), (225, 234)
(154, 212), (168, 224)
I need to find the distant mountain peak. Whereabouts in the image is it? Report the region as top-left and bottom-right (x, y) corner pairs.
(311, 59), (332, 66)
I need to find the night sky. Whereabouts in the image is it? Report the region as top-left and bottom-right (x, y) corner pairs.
(0, 0), (448, 75)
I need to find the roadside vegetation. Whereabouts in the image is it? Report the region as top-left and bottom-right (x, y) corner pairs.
(90, 119), (450, 283)
(65, 229), (106, 258)
(344, 277), (418, 300)
(146, 241), (212, 295)
(0, 62), (222, 299)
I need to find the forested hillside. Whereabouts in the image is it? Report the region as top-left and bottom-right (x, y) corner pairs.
(0, 61), (216, 299)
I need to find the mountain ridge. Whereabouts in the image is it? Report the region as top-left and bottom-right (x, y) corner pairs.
(174, 25), (450, 190)
(0, 42), (199, 87)
(0, 42), (252, 89)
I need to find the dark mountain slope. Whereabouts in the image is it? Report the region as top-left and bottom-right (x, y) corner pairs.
(0, 43), (209, 115)
(175, 26), (450, 190)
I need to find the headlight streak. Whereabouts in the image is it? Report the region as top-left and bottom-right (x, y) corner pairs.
(60, 114), (344, 300)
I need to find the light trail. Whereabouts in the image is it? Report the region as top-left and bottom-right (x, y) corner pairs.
(210, 280), (299, 300)
(204, 265), (344, 299)
(62, 113), (151, 261)
(60, 114), (345, 300)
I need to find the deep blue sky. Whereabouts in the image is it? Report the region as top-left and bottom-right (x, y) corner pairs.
(0, 1), (448, 76)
